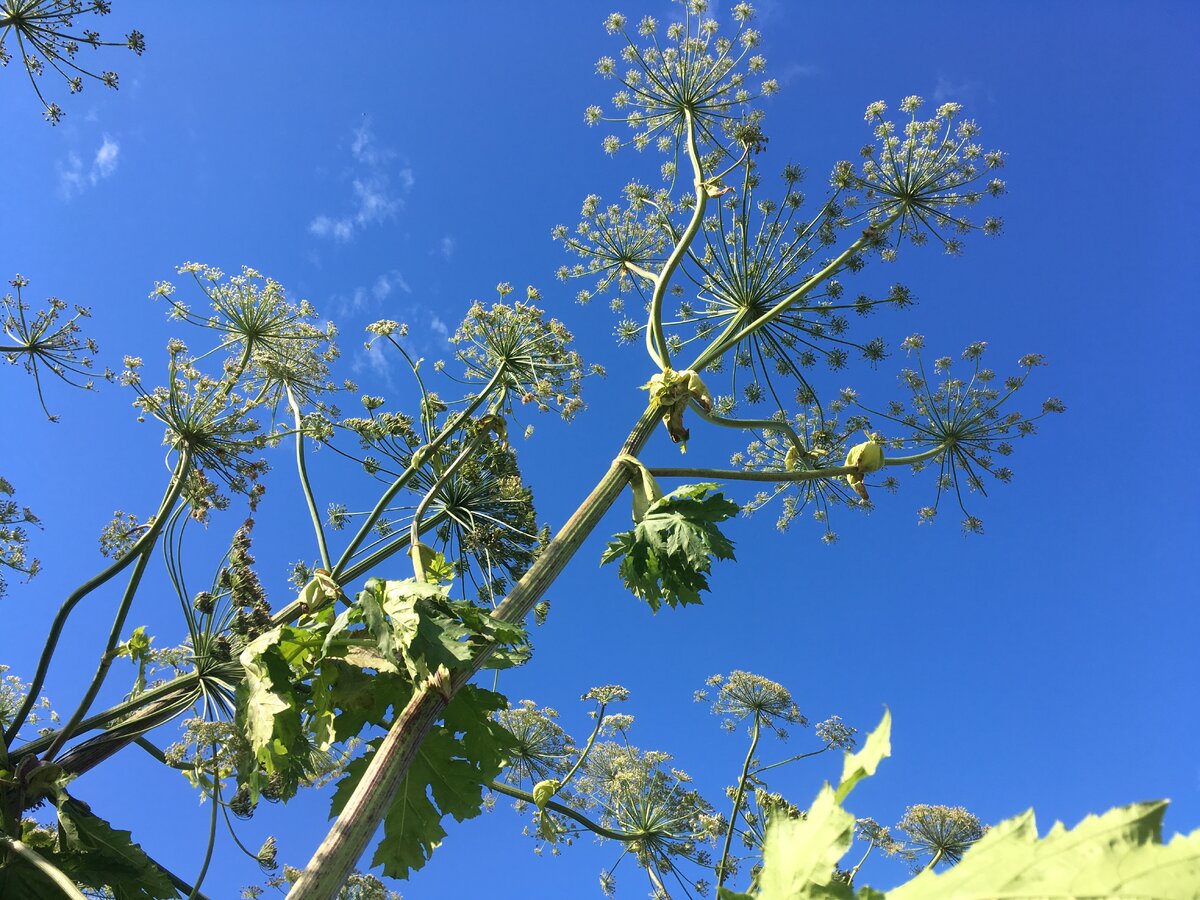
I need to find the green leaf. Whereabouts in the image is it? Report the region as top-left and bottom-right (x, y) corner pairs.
(54, 797), (179, 898)
(752, 711), (892, 899)
(834, 708), (891, 804)
(756, 785), (855, 900)
(887, 800), (1200, 900)
(330, 685), (514, 880)
(601, 483), (738, 611)
(237, 627), (305, 775)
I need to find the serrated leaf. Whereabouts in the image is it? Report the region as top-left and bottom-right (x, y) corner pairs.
(835, 709), (891, 804)
(756, 785), (855, 900)
(886, 800), (1200, 900)
(237, 627), (302, 767)
(601, 483), (738, 611)
(330, 685), (514, 880)
(54, 797), (179, 899)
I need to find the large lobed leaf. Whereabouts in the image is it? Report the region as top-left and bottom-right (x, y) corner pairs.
(237, 577), (528, 800)
(329, 685), (515, 880)
(725, 711), (1200, 900)
(601, 483), (739, 611)
(887, 800), (1200, 900)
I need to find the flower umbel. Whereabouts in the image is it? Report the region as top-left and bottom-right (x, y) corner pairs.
(0, 0), (145, 124)
(2, 274), (111, 420)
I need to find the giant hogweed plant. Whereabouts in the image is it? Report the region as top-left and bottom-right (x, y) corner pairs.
(3, 2), (1192, 898)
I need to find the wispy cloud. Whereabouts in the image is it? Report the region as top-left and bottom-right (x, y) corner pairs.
(438, 236), (456, 261)
(309, 120), (413, 243)
(58, 134), (120, 199)
(776, 61), (819, 85)
(933, 75), (984, 107)
(373, 270), (411, 301)
(328, 268), (411, 319)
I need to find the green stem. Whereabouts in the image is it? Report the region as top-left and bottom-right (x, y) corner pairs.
(646, 109), (707, 371)
(4, 451), (192, 746)
(487, 780), (634, 842)
(648, 465), (858, 482)
(924, 847), (944, 872)
(846, 839), (875, 885)
(42, 538), (157, 763)
(187, 747), (220, 900)
(407, 432), (488, 579)
(330, 366), (505, 580)
(648, 444), (946, 483)
(692, 405), (809, 454)
(749, 743), (834, 777)
(0, 836), (87, 899)
(717, 715), (761, 890)
(338, 509), (450, 586)
(287, 385), (331, 572)
(689, 210), (903, 373)
(15, 672), (201, 759)
(286, 405), (662, 899)
(556, 702), (606, 793)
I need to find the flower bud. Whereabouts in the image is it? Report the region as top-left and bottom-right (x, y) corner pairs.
(844, 434), (885, 501)
(533, 778), (560, 809)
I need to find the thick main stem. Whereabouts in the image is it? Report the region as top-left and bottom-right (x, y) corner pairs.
(286, 406), (660, 898)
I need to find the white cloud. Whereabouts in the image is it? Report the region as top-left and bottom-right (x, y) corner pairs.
(430, 316), (449, 339)
(58, 153), (85, 199)
(310, 120), (413, 243)
(373, 270), (411, 301)
(92, 136), (119, 182)
(933, 75), (983, 106)
(352, 338), (395, 387)
(438, 236), (456, 261)
(58, 135), (120, 199)
(777, 61), (819, 84)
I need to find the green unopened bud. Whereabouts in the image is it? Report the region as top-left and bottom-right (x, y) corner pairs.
(533, 778), (560, 810)
(844, 433), (885, 501)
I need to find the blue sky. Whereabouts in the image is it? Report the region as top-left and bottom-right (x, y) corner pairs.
(2, 2), (1198, 897)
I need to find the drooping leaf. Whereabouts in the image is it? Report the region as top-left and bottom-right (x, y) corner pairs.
(601, 483), (738, 611)
(887, 800), (1200, 900)
(54, 797), (179, 899)
(329, 685), (515, 880)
